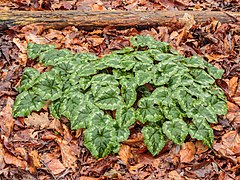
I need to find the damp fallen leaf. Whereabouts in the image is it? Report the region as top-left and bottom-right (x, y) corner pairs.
(25, 112), (50, 129)
(56, 138), (77, 170)
(4, 153), (27, 170)
(0, 97), (14, 139)
(168, 170), (185, 180)
(118, 144), (132, 167)
(180, 142), (195, 163)
(195, 141), (209, 155)
(228, 76), (238, 97)
(41, 153), (66, 175)
(222, 130), (240, 154)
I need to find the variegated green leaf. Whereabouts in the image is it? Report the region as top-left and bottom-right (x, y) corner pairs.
(32, 71), (63, 101)
(190, 69), (215, 85)
(116, 106), (136, 128)
(49, 100), (62, 119)
(151, 87), (173, 106)
(114, 126), (130, 142)
(181, 55), (206, 69)
(12, 91), (45, 117)
(27, 43), (55, 59)
(162, 119), (188, 144)
(135, 70), (153, 86)
(142, 125), (166, 156)
(189, 118), (214, 147)
(94, 86), (123, 110)
(84, 126), (119, 159)
(137, 97), (163, 123)
(39, 49), (72, 65)
(120, 78), (137, 107)
(17, 68), (40, 93)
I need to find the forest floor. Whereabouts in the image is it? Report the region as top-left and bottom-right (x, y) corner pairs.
(0, 0), (240, 179)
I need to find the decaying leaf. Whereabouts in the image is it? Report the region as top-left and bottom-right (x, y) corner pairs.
(180, 142), (195, 163)
(24, 112), (50, 129)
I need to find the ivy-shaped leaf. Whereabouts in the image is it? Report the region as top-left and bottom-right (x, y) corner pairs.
(94, 86), (123, 110)
(27, 43), (55, 59)
(12, 91), (45, 117)
(114, 125), (130, 142)
(135, 70), (153, 86)
(120, 78), (137, 107)
(162, 119), (188, 144)
(49, 99), (62, 119)
(84, 126), (119, 159)
(142, 125), (166, 156)
(32, 71), (63, 101)
(137, 97), (163, 123)
(190, 69), (215, 85)
(116, 106), (136, 128)
(39, 49), (72, 65)
(17, 68), (40, 93)
(188, 118), (214, 147)
(151, 87), (173, 106)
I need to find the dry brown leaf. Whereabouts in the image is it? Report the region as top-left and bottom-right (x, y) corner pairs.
(168, 170), (185, 180)
(25, 33), (49, 44)
(227, 101), (239, 113)
(195, 141), (209, 155)
(0, 97), (14, 139)
(48, 118), (64, 135)
(229, 77), (238, 97)
(0, 143), (6, 170)
(87, 37), (105, 46)
(233, 97), (240, 107)
(222, 131), (240, 154)
(25, 112), (50, 129)
(118, 144), (132, 167)
(56, 138), (77, 171)
(180, 142), (195, 163)
(29, 150), (41, 168)
(4, 153), (27, 170)
(41, 153), (66, 175)
(179, 13), (195, 31)
(13, 38), (27, 53)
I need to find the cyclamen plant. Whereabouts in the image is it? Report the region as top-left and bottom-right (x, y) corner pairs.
(13, 35), (227, 159)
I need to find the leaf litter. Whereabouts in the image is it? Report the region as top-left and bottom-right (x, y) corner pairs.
(0, 3), (240, 179)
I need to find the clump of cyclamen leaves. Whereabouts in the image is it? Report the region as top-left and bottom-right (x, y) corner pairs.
(12, 35), (227, 159)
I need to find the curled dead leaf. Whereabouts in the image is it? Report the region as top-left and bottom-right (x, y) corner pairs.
(41, 153), (65, 175)
(56, 138), (77, 171)
(4, 153), (27, 170)
(118, 144), (132, 167)
(25, 112), (50, 129)
(0, 97), (14, 139)
(229, 76), (238, 97)
(195, 141), (209, 155)
(180, 142), (195, 163)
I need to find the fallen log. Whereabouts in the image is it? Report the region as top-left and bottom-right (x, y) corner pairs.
(0, 10), (239, 30)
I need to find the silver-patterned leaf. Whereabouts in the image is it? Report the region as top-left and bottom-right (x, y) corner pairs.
(84, 126), (119, 159)
(142, 125), (166, 156)
(162, 119), (188, 144)
(137, 97), (163, 123)
(189, 118), (214, 147)
(17, 68), (40, 93)
(12, 91), (45, 117)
